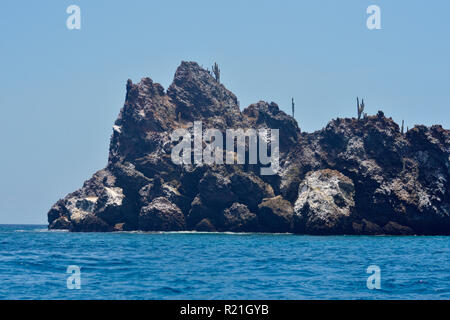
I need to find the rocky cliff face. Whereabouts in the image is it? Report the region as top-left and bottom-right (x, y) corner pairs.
(48, 61), (450, 235)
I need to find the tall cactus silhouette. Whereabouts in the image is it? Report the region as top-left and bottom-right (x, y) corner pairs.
(212, 62), (220, 83)
(291, 97), (295, 118)
(401, 120), (405, 135)
(357, 97), (365, 120)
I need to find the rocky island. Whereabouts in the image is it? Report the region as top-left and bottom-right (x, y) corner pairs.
(48, 61), (450, 235)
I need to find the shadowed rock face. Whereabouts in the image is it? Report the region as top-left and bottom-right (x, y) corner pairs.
(47, 61), (450, 235)
(258, 196), (294, 233)
(139, 197), (185, 231)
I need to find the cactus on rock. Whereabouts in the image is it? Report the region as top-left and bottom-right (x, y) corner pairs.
(357, 97), (365, 120)
(212, 62), (220, 83)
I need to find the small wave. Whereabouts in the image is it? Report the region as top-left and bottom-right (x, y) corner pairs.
(14, 228), (56, 233)
(112, 230), (293, 236)
(45, 229), (69, 233)
(34, 228), (55, 232)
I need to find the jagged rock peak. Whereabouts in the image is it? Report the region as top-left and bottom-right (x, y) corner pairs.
(167, 61), (242, 126)
(172, 61), (217, 86)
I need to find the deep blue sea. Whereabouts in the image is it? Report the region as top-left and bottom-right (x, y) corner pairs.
(0, 224), (448, 300)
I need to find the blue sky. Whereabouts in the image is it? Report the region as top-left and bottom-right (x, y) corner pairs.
(1, 0), (449, 224)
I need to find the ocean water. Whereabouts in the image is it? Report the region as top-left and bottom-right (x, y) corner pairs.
(0, 224), (448, 300)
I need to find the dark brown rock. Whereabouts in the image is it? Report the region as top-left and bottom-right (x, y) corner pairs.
(198, 172), (237, 208)
(70, 213), (111, 232)
(352, 219), (383, 235)
(194, 218), (217, 232)
(230, 171), (274, 211)
(243, 101), (300, 150)
(94, 187), (127, 226)
(167, 61), (242, 127)
(187, 196), (212, 228)
(48, 216), (71, 230)
(383, 221), (415, 235)
(258, 196), (294, 233)
(139, 197), (186, 231)
(222, 203), (259, 232)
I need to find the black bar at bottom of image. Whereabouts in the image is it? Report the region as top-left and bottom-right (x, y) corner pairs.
(0, 300), (447, 318)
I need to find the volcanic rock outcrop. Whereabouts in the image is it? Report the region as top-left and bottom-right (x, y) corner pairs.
(293, 169), (355, 234)
(48, 61), (450, 235)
